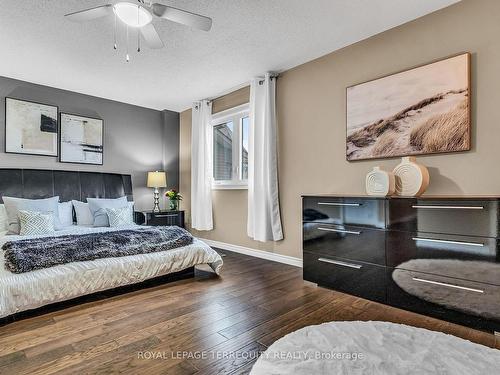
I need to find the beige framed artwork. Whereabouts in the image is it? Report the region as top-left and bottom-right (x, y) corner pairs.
(5, 97), (59, 157)
(346, 53), (471, 161)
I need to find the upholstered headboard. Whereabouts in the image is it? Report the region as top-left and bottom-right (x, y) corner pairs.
(0, 169), (133, 203)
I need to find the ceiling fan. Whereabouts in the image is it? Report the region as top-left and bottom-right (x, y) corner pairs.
(65, 1), (212, 60)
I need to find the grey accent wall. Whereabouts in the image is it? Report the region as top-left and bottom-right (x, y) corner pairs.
(0, 76), (179, 210)
(162, 109), (180, 191)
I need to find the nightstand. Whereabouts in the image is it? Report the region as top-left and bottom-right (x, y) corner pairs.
(141, 210), (185, 228)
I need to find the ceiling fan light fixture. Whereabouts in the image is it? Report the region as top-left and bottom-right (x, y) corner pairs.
(113, 2), (152, 28)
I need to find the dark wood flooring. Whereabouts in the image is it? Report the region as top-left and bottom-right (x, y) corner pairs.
(0, 250), (498, 374)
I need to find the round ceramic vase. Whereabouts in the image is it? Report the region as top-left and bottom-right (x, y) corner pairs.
(365, 167), (395, 196)
(393, 156), (430, 197)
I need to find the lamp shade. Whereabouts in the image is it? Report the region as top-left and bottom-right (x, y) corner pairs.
(147, 171), (167, 188)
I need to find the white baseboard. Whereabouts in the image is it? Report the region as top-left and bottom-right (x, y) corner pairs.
(199, 238), (303, 268)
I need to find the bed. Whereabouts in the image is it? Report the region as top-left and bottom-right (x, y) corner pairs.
(0, 169), (223, 321)
(0, 225), (222, 319)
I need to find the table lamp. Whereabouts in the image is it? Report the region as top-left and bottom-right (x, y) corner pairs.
(147, 171), (167, 212)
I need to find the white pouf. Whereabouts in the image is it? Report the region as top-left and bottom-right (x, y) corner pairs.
(250, 321), (500, 375)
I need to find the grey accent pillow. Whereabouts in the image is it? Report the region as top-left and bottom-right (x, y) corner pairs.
(3, 196), (62, 234)
(106, 207), (134, 227)
(71, 200), (94, 226)
(126, 201), (135, 222)
(0, 204), (7, 232)
(19, 210), (55, 236)
(87, 196), (128, 227)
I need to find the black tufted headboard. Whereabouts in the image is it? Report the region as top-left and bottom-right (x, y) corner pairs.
(0, 169), (133, 203)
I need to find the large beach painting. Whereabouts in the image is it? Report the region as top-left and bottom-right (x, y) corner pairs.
(346, 53), (470, 161)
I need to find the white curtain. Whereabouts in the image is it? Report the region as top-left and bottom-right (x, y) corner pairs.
(191, 100), (213, 230)
(247, 73), (284, 242)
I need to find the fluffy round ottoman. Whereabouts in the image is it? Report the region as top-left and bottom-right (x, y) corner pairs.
(250, 321), (500, 375)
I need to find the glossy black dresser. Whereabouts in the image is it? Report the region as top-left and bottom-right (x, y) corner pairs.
(302, 195), (500, 333)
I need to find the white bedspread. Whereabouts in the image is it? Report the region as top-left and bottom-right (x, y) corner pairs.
(0, 225), (223, 319)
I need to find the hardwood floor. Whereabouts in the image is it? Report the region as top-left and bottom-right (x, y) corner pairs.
(0, 249), (497, 374)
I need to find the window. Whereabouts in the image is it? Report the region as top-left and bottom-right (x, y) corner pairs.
(213, 121), (233, 181)
(212, 104), (249, 189)
(241, 116), (249, 180)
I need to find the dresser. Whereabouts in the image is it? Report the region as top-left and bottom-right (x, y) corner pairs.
(302, 195), (500, 333)
(142, 210), (185, 228)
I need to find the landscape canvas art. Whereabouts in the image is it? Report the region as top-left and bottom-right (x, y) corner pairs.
(346, 53), (470, 161)
(60, 113), (103, 165)
(5, 98), (58, 156)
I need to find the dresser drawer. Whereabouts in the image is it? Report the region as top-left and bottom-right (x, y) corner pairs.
(386, 231), (500, 285)
(303, 223), (385, 265)
(303, 252), (386, 303)
(387, 268), (500, 331)
(303, 196), (385, 229)
(387, 199), (499, 237)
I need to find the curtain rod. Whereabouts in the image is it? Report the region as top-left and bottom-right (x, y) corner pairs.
(258, 74), (279, 85)
(194, 74), (280, 108)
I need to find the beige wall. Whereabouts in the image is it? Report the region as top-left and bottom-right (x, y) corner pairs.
(180, 0), (500, 259)
(212, 86), (250, 114)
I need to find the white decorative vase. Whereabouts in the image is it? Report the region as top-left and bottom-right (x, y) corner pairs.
(393, 157), (430, 197)
(365, 167), (395, 196)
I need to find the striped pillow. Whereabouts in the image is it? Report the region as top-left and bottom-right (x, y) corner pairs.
(19, 210), (55, 236)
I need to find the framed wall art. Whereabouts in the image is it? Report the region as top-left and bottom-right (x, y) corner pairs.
(346, 53), (471, 161)
(59, 112), (104, 165)
(5, 97), (58, 156)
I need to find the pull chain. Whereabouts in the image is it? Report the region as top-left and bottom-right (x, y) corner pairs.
(137, 6), (141, 52)
(126, 25), (130, 62)
(113, 12), (117, 50)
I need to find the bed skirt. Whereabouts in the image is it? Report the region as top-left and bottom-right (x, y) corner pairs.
(0, 266), (195, 325)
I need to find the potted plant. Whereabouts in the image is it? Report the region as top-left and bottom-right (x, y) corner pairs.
(165, 189), (183, 211)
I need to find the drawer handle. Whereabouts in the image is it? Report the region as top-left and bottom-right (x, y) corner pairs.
(412, 205), (484, 210)
(154, 214), (179, 218)
(412, 277), (484, 294)
(318, 202), (362, 207)
(318, 257), (362, 269)
(318, 227), (361, 235)
(412, 237), (484, 247)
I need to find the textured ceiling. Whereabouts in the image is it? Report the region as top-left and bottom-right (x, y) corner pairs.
(0, 0), (460, 111)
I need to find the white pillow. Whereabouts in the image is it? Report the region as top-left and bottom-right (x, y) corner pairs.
(3, 196), (62, 234)
(106, 207), (134, 227)
(19, 210), (55, 236)
(0, 204), (7, 232)
(71, 200), (94, 226)
(58, 202), (73, 228)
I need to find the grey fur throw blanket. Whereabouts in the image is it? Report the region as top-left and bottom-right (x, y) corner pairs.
(3, 226), (193, 274)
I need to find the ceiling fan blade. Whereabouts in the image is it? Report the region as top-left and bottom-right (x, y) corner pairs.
(151, 4), (212, 31)
(140, 23), (164, 49)
(65, 4), (113, 22)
